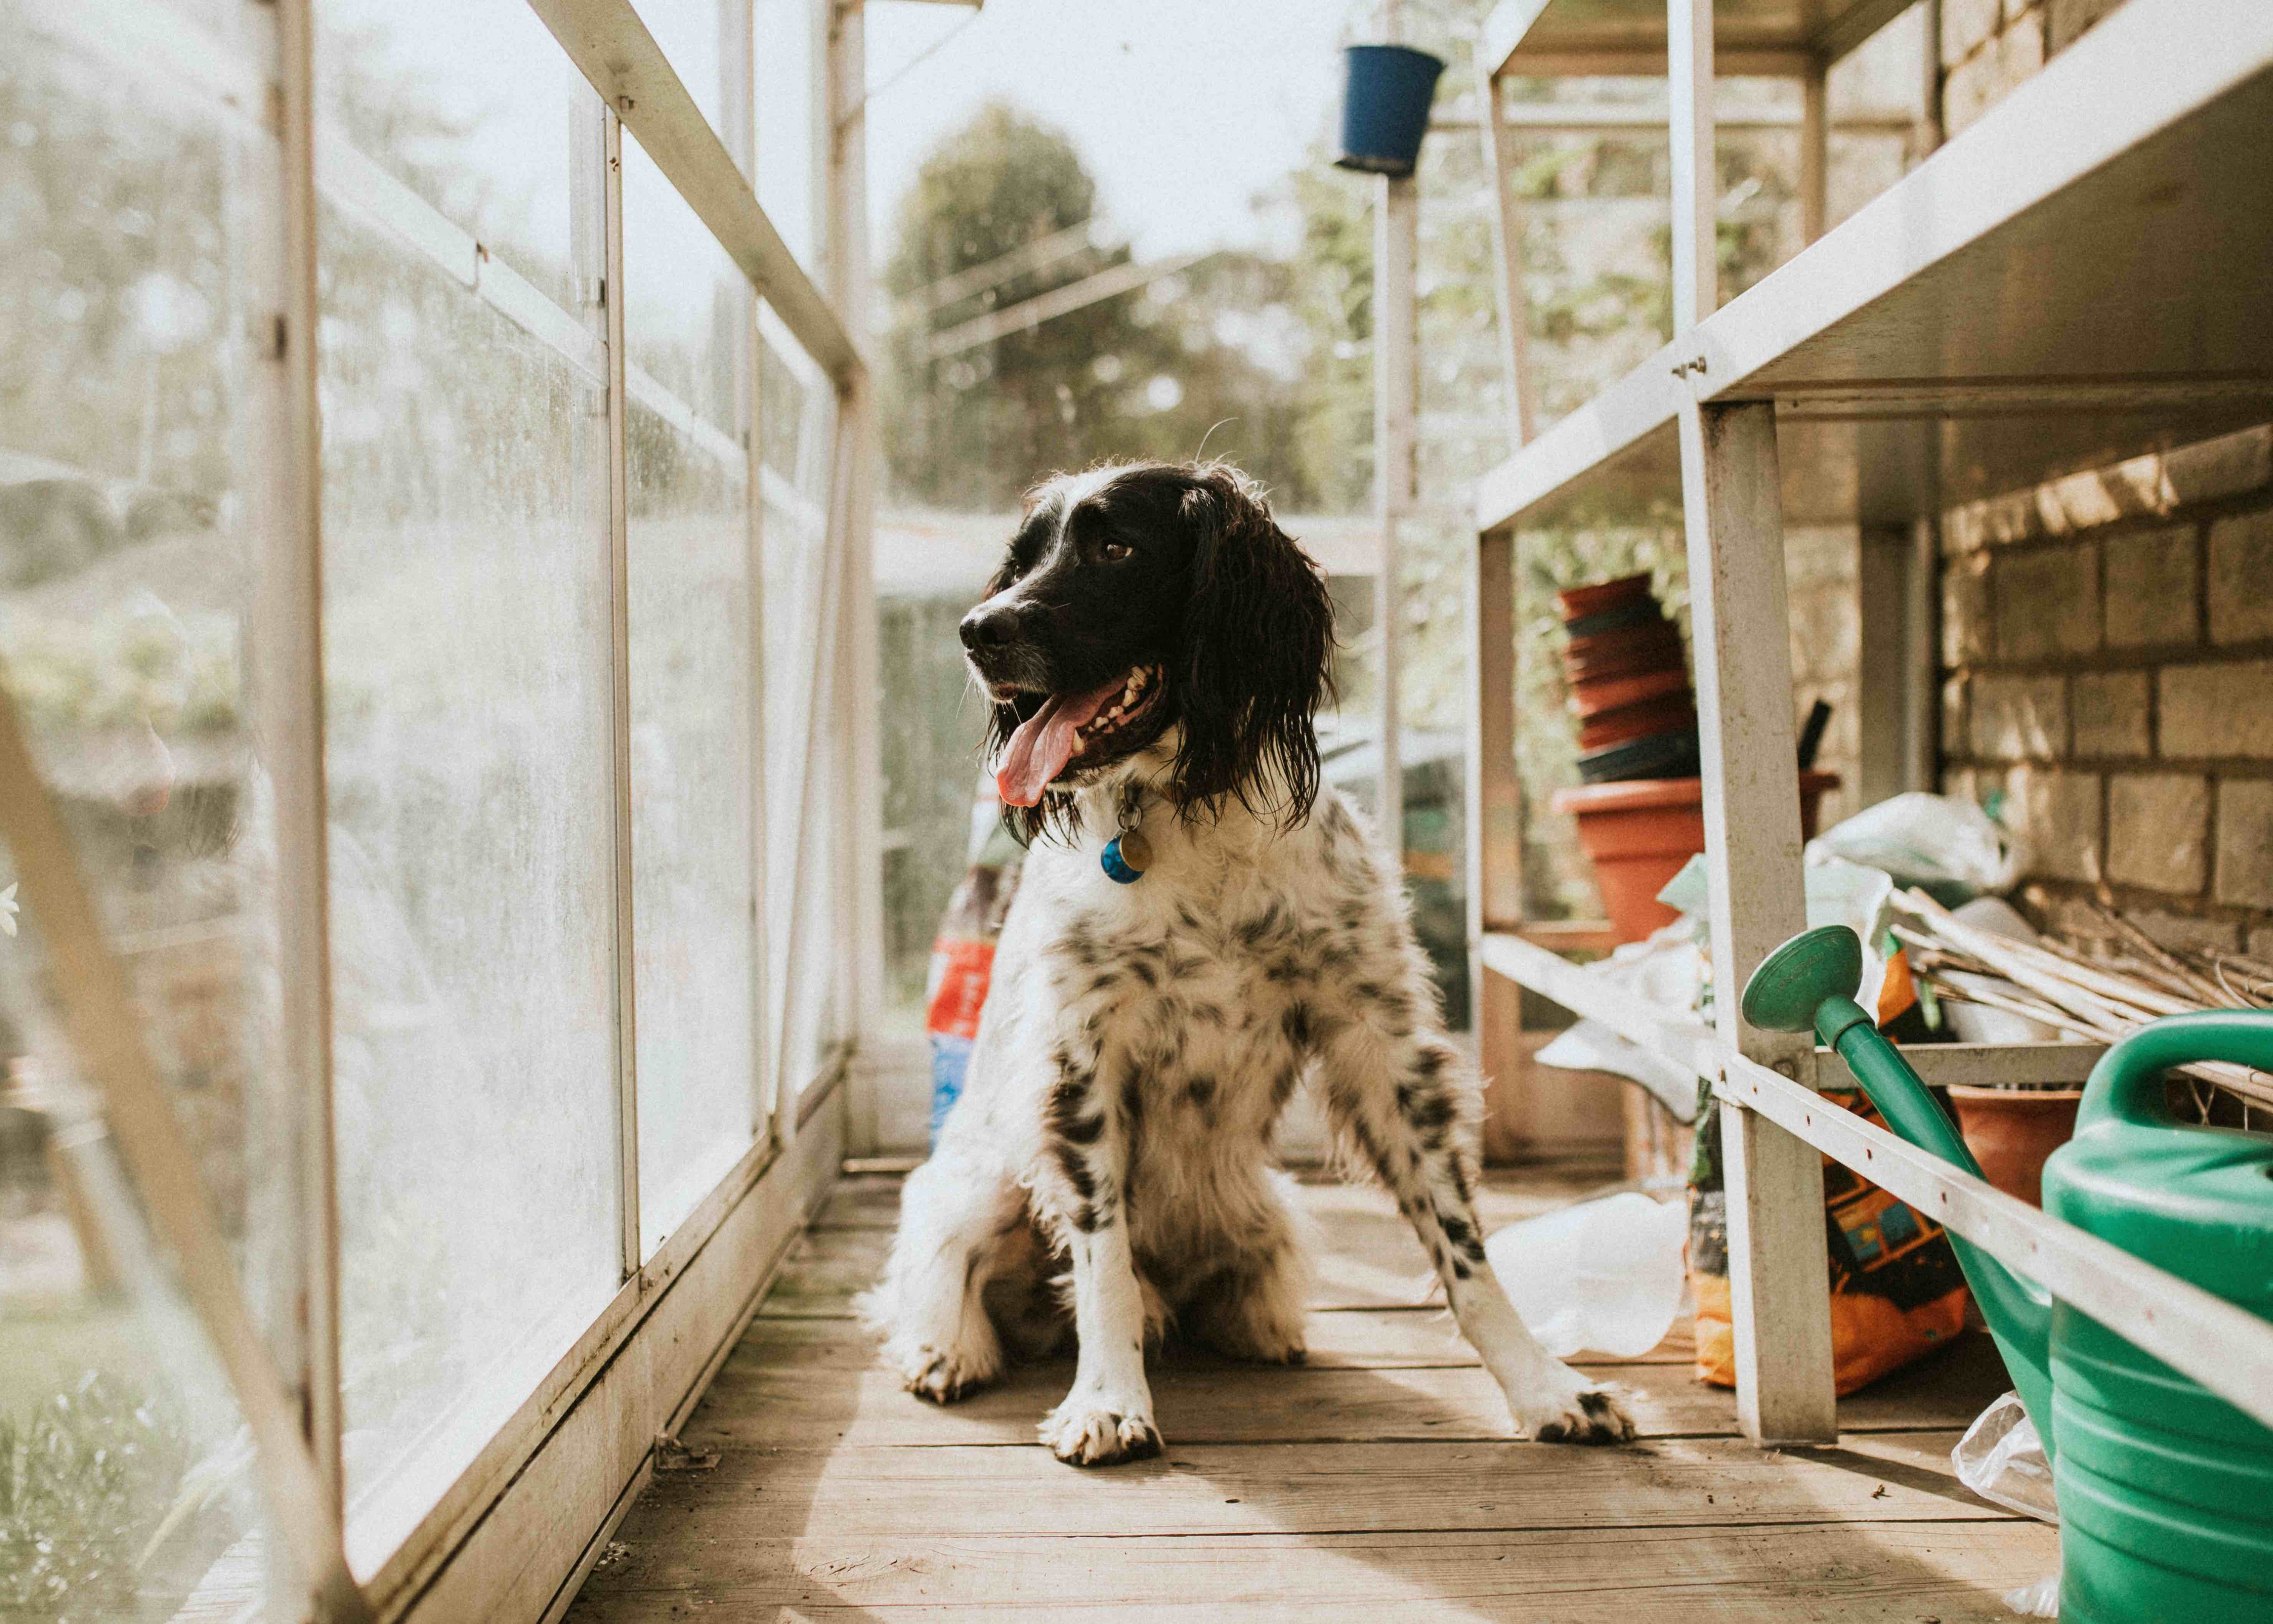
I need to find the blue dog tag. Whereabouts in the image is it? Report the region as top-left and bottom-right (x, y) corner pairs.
(1100, 830), (1151, 884)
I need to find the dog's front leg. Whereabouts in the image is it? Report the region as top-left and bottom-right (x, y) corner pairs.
(1034, 1056), (1160, 1466)
(1316, 1010), (1636, 1446)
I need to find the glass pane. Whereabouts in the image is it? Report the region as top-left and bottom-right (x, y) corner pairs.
(313, 10), (621, 1562)
(635, 0), (743, 173)
(757, 311), (839, 1098)
(2, 1), (282, 1614)
(314, 0), (590, 310)
(622, 133), (757, 1254)
(754, 0), (816, 270)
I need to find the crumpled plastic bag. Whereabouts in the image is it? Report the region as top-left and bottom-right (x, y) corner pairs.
(1806, 791), (2026, 902)
(1952, 1390), (2060, 1617)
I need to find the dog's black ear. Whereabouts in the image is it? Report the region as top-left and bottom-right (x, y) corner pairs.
(1170, 464), (1336, 825)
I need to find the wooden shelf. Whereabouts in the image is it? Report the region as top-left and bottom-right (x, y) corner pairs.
(1476, 0), (2273, 535)
(1483, 0), (1915, 76)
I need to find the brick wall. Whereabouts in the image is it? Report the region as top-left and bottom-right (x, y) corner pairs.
(1929, 0), (2271, 953)
(1940, 0), (2126, 135)
(1940, 426), (2273, 954)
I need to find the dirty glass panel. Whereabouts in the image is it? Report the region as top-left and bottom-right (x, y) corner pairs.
(313, 0), (587, 309)
(635, 0), (743, 174)
(753, 0), (817, 271)
(622, 131), (757, 1255)
(313, 32), (621, 1564)
(757, 308), (840, 1099)
(1, 1), (283, 1614)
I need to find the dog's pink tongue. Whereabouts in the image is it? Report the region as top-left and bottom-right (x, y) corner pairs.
(996, 674), (1127, 807)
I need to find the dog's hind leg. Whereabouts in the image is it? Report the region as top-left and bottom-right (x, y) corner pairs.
(1183, 1173), (1313, 1365)
(1312, 1000), (1636, 1446)
(860, 1153), (1025, 1403)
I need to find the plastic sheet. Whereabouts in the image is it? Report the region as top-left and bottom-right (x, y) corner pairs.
(1951, 1391), (2062, 1616)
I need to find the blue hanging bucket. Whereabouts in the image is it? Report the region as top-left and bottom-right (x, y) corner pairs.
(1335, 44), (1446, 178)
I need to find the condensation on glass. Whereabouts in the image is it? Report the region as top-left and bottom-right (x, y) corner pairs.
(310, 0), (621, 1565)
(0, 1), (285, 1614)
(757, 304), (840, 1098)
(621, 129), (759, 1254)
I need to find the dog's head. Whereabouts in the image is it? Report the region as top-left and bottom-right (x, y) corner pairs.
(961, 460), (1335, 840)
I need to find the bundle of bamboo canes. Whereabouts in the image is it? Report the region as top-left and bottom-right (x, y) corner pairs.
(1889, 889), (2273, 1112)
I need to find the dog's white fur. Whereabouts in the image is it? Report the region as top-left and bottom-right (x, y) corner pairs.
(860, 741), (1636, 1464)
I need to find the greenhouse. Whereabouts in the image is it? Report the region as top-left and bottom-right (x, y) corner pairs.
(3, 0), (2271, 1619)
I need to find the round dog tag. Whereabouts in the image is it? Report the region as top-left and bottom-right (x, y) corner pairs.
(1101, 830), (1150, 884)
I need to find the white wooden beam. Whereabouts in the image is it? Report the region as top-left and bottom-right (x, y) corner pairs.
(600, 105), (642, 1280)
(1800, 55), (1828, 245)
(264, 0), (346, 1536)
(521, 0), (862, 385)
(1467, 529), (1522, 1113)
(1718, 1052), (2273, 1434)
(1372, 174), (1417, 859)
(1855, 525), (1910, 807)
(1678, 399), (1837, 1446)
(1667, 0), (1717, 334)
(830, 0), (886, 1149)
(1473, 60), (1536, 448)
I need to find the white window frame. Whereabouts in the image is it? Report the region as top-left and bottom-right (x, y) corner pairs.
(0, 0), (880, 1618)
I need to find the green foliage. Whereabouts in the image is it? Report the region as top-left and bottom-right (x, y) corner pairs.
(880, 103), (1319, 510)
(0, 1376), (193, 1622)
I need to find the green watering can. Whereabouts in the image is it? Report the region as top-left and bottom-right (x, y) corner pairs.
(1742, 925), (2273, 1624)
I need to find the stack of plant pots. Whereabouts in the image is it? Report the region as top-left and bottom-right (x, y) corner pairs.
(1548, 572), (1841, 942)
(1556, 573), (1699, 784)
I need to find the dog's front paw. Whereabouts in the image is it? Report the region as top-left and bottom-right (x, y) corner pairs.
(1039, 1395), (1163, 1466)
(1516, 1370), (1636, 1446)
(886, 1338), (999, 1405)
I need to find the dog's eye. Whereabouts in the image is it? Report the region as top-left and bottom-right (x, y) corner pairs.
(1099, 540), (1133, 563)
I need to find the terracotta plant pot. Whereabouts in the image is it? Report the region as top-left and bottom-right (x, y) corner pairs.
(1550, 772), (1842, 942)
(1555, 571), (1654, 621)
(1946, 1086), (2083, 1208)
(1570, 667), (1691, 718)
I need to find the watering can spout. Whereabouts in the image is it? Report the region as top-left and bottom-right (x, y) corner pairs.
(1740, 926), (2057, 1445)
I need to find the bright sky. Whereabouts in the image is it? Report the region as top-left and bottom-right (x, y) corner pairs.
(863, 0), (1361, 266)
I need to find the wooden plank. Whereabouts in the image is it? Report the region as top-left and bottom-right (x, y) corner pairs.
(1472, 67), (1535, 448)
(810, 1173), (905, 1229)
(740, 1306), (1696, 1371)
(1820, 1040), (2107, 1090)
(751, 1224), (891, 1317)
(601, 1430), (2010, 1542)
(566, 1520), (2058, 1621)
(691, 1333), (2011, 1451)
(1679, 399), (1837, 1446)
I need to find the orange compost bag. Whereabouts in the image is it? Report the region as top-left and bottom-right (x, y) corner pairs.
(1688, 1084), (1970, 1396)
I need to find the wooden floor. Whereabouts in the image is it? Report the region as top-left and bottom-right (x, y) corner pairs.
(566, 1170), (2056, 1622)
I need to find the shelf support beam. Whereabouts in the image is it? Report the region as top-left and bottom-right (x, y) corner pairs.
(1667, 0), (1717, 332)
(1373, 172), (1417, 859)
(1474, 58), (1536, 448)
(1678, 398), (1838, 1446)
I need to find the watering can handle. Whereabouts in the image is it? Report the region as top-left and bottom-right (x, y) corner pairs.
(2082, 1010), (2273, 1133)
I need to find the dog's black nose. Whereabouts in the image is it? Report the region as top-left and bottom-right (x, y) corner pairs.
(960, 603), (1020, 652)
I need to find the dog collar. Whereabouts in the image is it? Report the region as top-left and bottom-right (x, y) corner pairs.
(1101, 786), (1152, 884)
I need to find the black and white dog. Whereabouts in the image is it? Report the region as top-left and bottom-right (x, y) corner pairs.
(861, 460), (1635, 1465)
